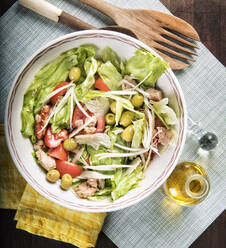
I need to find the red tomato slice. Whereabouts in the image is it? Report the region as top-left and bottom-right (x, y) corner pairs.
(44, 126), (68, 148)
(94, 77), (110, 91)
(56, 160), (83, 178)
(96, 116), (105, 133)
(72, 105), (85, 128)
(51, 81), (70, 105)
(48, 144), (68, 161)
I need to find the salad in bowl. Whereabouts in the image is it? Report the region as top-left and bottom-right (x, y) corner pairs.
(21, 44), (177, 202)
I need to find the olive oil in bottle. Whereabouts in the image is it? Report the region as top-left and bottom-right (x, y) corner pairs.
(163, 162), (210, 206)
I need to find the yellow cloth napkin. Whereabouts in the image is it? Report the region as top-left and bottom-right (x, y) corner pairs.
(0, 124), (106, 248)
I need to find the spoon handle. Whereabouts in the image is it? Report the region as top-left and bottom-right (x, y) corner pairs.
(19, 0), (95, 30)
(79, 0), (120, 19)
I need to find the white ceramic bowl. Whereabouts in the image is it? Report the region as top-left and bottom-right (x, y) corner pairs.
(5, 30), (187, 212)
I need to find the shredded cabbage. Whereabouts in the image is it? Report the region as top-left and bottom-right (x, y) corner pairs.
(85, 97), (109, 118)
(75, 133), (111, 150)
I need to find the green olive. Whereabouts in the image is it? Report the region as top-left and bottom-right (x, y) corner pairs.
(119, 111), (134, 127)
(46, 169), (60, 183)
(105, 113), (115, 125)
(63, 138), (77, 151)
(122, 125), (134, 142)
(131, 93), (144, 108)
(61, 173), (72, 190)
(69, 67), (81, 82)
(110, 101), (117, 114)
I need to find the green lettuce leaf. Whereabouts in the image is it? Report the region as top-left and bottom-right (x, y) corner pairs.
(153, 98), (177, 129)
(94, 187), (112, 196)
(115, 102), (123, 125)
(97, 62), (122, 90)
(132, 119), (145, 148)
(101, 46), (122, 72)
(87, 145), (125, 166)
(107, 127), (126, 149)
(21, 49), (77, 141)
(21, 45), (96, 141)
(51, 96), (74, 133)
(125, 49), (169, 87)
(111, 165), (144, 201)
(34, 52), (78, 114)
(75, 57), (98, 98)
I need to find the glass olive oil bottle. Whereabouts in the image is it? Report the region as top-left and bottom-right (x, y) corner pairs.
(163, 162), (210, 206)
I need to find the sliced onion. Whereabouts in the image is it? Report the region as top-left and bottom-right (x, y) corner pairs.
(121, 79), (150, 98)
(77, 171), (114, 179)
(69, 116), (96, 138)
(69, 86), (74, 130)
(142, 126), (148, 148)
(107, 90), (137, 95)
(143, 148), (152, 171)
(53, 87), (73, 120)
(96, 148), (150, 159)
(40, 83), (73, 104)
(133, 70), (152, 89)
(79, 156), (89, 166)
(146, 107), (153, 147)
(83, 164), (136, 171)
(114, 143), (144, 152)
(123, 157), (141, 176)
(72, 146), (84, 163)
(140, 154), (146, 166)
(73, 93), (91, 119)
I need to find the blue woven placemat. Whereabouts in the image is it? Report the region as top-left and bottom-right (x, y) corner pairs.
(0, 1), (225, 248)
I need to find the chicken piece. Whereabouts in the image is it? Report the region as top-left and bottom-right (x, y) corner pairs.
(146, 88), (163, 103)
(36, 149), (56, 171)
(74, 178), (105, 199)
(74, 182), (97, 199)
(87, 178), (98, 188)
(35, 105), (50, 139)
(122, 75), (137, 90)
(157, 127), (172, 146)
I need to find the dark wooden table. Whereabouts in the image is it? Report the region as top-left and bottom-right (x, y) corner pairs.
(1, 0), (225, 247)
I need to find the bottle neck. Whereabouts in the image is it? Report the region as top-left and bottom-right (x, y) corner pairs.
(185, 174), (209, 199)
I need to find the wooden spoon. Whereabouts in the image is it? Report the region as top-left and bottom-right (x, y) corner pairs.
(19, 0), (197, 70)
(79, 0), (200, 69)
(19, 0), (137, 38)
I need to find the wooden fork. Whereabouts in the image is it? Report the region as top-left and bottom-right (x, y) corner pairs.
(79, 0), (200, 70)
